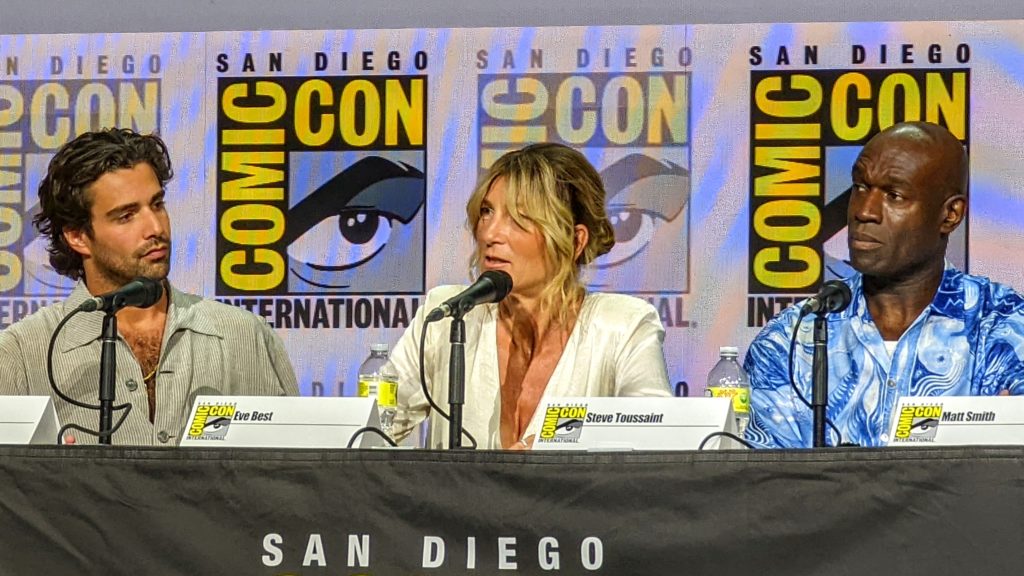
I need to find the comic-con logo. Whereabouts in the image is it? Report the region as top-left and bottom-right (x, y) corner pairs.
(747, 67), (969, 327)
(892, 404), (943, 442)
(477, 69), (690, 295)
(0, 79), (161, 298)
(187, 403), (237, 440)
(215, 76), (427, 296)
(538, 405), (588, 443)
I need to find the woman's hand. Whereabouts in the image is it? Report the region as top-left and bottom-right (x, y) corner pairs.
(508, 435), (536, 450)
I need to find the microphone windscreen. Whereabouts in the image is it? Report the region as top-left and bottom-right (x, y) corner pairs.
(137, 277), (164, 308)
(482, 270), (513, 302)
(823, 280), (852, 313)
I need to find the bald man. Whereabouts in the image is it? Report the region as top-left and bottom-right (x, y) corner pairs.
(744, 121), (1024, 448)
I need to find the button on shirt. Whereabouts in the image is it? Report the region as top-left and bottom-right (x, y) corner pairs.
(0, 281), (299, 445)
(744, 265), (1024, 448)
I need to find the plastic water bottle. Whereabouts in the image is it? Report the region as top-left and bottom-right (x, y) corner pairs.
(358, 343), (398, 437)
(704, 346), (750, 435)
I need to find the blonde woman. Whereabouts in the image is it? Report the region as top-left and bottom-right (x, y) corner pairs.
(389, 143), (670, 449)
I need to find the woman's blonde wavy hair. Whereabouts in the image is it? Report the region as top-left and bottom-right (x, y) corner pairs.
(466, 143), (615, 325)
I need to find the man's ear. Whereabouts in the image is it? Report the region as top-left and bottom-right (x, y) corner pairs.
(573, 224), (590, 262)
(63, 227), (91, 257)
(940, 194), (967, 235)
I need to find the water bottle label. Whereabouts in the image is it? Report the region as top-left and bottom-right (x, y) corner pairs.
(358, 379), (398, 408)
(705, 387), (750, 414)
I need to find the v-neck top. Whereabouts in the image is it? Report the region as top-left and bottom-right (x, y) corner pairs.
(389, 285), (672, 449)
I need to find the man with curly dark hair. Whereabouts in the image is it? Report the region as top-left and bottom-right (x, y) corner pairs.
(34, 128), (176, 284)
(0, 128), (298, 445)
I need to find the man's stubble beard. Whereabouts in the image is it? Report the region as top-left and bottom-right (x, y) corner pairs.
(90, 238), (172, 288)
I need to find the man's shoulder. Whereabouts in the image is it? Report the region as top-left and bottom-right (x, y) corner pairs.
(0, 299), (71, 343)
(955, 270), (1024, 318)
(172, 290), (271, 333)
(745, 301), (807, 358)
(196, 297), (268, 320)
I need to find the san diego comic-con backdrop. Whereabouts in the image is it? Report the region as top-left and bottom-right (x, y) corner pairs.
(0, 21), (1021, 401)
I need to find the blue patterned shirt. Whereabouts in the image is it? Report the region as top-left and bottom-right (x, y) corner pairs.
(744, 265), (1024, 448)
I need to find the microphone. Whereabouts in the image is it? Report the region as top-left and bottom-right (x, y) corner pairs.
(77, 277), (164, 313)
(800, 280), (852, 315)
(426, 270), (513, 322)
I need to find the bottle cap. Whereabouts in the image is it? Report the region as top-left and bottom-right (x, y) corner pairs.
(719, 346), (739, 356)
(370, 343), (389, 353)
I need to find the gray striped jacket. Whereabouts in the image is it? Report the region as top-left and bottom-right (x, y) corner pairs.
(0, 281), (298, 445)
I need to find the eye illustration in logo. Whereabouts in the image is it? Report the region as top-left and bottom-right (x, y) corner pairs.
(204, 416), (231, 431)
(201, 415), (232, 439)
(907, 414), (941, 441)
(911, 418), (939, 434)
(22, 223), (76, 295)
(556, 418), (583, 435)
(284, 154), (426, 293)
(588, 154), (690, 293)
(16, 156), (75, 297)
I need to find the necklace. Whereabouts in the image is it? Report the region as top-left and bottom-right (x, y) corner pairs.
(140, 285), (168, 382)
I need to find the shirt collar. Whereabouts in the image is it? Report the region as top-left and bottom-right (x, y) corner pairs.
(58, 282), (107, 352)
(164, 285), (223, 340)
(59, 280), (223, 352)
(837, 261), (965, 323)
(929, 262), (967, 320)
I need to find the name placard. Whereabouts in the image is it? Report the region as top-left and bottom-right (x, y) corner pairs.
(531, 397), (740, 451)
(0, 396), (59, 445)
(179, 396), (384, 448)
(888, 396), (1024, 446)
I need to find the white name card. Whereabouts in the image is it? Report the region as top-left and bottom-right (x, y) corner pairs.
(0, 396), (59, 445)
(531, 397), (740, 451)
(179, 396), (385, 448)
(888, 396), (1024, 446)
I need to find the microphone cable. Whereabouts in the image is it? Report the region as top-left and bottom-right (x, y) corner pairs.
(698, 431), (755, 450)
(347, 426), (399, 448)
(417, 316), (478, 449)
(47, 308), (132, 445)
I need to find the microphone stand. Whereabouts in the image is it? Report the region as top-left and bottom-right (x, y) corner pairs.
(98, 311), (118, 445)
(447, 309), (467, 449)
(811, 313), (829, 448)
